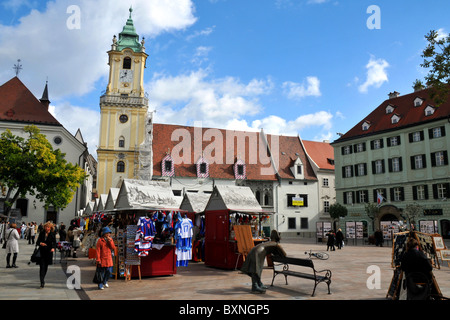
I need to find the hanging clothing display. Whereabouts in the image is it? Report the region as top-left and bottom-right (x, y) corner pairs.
(134, 216), (156, 257)
(175, 215), (194, 267)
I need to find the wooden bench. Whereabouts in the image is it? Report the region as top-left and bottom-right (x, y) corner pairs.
(270, 255), (332, 296)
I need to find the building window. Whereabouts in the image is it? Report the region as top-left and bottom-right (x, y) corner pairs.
(430, 127), (445, 139)
(355, 163), (367, 176)
(342, 146), (352, 155)
(123, 57), (132, 69)
(234, 160), (246, 180)
(413, 185), (428, 200)
(346, 192), (353, 205)
(388, 157), (402, 172)
(409, 131), (424, 142)
(371, 139), (383, 150)
(372, 160), (385, 174)
(354, 143), (366, 153)
(196, 157), (209, 178)
(343, 165), (353, 178)
(356, 190), (368, 203)
(297, 165), (302, 174)
(411, 154), (426, 170)
(323, 178), (329, 187)
(387, 136), (401, 147)
(117, 161), (125, 173)
(432, 151), (448, 167)
(424, 105), (435, 116)
(264, 193), (270, 206)
(119, 114), (128, 123)
(324, 201), (330, 213)
(119, 137), (125, 148)
(391, 187), (404, 202)
(288, 218), (296, 230)
(433, 183), (449, 199)
(53, 136), (62, 145)
(300, 218), (309, 229)
(162, 154), (175, 177)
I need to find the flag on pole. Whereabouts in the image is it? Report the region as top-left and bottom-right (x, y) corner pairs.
(377, 191), (383, 206)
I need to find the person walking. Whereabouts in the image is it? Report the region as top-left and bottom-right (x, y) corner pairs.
(28, 222), (36, 245)
(5, 223), (20, 268)
(96, 227), (116, 290)
(326, 230), (336, 251)
(335, 228), (344, 250)
(36, 221), (56, 288)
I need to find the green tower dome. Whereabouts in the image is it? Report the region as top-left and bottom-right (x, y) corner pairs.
(116, 7), (143, 52)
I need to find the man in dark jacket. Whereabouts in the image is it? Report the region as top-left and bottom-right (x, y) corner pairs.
(401, 238), (433, 299)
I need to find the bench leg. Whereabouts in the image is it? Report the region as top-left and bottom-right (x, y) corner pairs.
(284, 274), (288, 285)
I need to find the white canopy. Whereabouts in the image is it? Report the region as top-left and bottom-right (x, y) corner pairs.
(115, 179), (180, 210)
(179, 192), (211, 213)
(205, 185), (263, 213)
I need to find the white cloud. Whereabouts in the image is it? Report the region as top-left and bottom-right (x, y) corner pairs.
(282, 76), (321, 100)
(148, 69), (274, 128)
(358, 55), (389, 93)
(226, 111), (333, 137)
(0, 0), (197, 99)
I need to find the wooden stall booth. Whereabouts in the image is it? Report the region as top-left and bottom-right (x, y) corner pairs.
(179, 192), (210, 262)
(204, 185), (271, 270)
(114, 179), (183, 279)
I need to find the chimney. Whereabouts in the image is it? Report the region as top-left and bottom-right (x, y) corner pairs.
(388, 91), (400, 99)
(40, 81), (50, 110)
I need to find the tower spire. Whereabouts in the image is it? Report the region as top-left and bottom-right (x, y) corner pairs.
(40, 80), (50, 110)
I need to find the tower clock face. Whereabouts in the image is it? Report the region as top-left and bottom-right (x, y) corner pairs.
(120, 69), (133, 83)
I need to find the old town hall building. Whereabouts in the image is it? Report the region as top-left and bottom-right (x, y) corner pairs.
(96, 9), (335, 237)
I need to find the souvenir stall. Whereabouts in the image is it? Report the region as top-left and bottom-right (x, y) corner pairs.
(179, 192), (210, 262)
(114, 179), (188, 278)
(204, 185), (271, 270)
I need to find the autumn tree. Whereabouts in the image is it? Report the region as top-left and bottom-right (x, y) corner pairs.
(417, 29), (450, 105)
(0, 125), (87, 221)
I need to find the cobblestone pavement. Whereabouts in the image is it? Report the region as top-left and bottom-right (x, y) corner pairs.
(1, 238), (449, 302)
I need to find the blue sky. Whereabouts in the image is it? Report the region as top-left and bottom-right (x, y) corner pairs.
(0, 0), (449, 155)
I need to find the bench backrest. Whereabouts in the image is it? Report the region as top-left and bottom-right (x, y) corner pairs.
(271, 255), (314, 269)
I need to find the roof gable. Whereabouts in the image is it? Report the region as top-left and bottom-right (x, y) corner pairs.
(0, 77), (60, 126)
(335, 87), (450, 142)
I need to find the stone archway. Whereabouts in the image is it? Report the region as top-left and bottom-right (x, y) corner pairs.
(375, 205), (402, 230)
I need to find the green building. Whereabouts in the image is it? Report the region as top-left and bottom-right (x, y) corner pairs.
(332, 88), (450, 242)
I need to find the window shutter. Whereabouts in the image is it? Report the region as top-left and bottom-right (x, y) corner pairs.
(412, 186), (417, 200)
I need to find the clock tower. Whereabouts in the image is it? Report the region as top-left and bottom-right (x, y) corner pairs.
(97, 7), (151, 195)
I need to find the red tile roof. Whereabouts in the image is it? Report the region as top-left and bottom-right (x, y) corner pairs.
(152, 123), (317, 181)
(301, 140), (334, 171)
(334, 87), (450, 142)
(0, 77), (60, 126)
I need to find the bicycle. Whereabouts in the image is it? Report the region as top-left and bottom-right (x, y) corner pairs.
(304, 250), (329, 260)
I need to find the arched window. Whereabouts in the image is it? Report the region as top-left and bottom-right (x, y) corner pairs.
(117, 161), (125, 173)
(123, 57), (132, 69)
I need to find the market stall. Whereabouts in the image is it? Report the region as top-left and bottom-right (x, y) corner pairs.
(179, 192), (209, 262)
(113, 179), (186, 278)
(204, 185), (271, 270)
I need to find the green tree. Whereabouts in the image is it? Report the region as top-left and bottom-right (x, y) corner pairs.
(418, 29), (450, 106)
(0, 125), (87, 221)
(329, 203), (348, 220)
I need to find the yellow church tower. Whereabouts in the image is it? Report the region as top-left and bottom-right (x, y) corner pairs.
(97, 7), (150, 195)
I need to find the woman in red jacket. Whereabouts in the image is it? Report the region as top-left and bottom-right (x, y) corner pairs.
(96, 227), (116, 290)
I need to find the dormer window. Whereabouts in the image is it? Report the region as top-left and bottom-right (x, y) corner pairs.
(414, 97), (424, 107)
(385, 104), (395, 114)
(362, 121), (371, 131)
(391, 114), (401, 124)
(424, 105), (436, 116)
(196, 157), (209, 178)
(162, 154), (174, 177)
(291, 157), (304, 180)
(234, 159), (246, 180)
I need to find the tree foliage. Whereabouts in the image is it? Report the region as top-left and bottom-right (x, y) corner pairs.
(418, 29), (450, 106)
(0, 125), (87, 221)
(329, 203), (348, 220)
